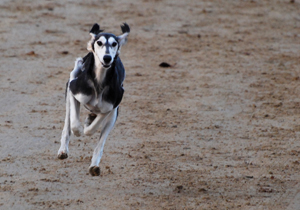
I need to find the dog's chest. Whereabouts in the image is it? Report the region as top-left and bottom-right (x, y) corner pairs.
(85, 87), (113, 114)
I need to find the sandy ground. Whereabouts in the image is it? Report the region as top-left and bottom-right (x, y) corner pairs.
(0, 0), (300, 209)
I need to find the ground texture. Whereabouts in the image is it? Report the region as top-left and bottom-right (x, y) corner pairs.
(0, 0), (300, 209)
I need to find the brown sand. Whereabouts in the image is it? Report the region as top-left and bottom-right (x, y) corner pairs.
(0, 0), (300, 209)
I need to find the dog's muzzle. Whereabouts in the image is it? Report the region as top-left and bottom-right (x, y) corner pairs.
(102, 55), (112, 68)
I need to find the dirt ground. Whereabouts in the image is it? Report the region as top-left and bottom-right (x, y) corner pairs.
(0, 0), (300, 209)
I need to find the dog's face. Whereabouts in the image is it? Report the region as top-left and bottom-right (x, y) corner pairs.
(87, 23), (130, 68)
(93, 34), (119, 68)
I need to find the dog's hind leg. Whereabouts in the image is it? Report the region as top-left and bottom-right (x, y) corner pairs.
(89, 108), (118, 176)
(70, 57), (83, 79)
(84, 113), (97, 128)
(70, 94), (82, 136)
(84, 112), (110, 136)
(57, 82), (72, 159)
(69, 58), (84, 137)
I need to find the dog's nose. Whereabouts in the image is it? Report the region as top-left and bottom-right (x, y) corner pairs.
(103, 55), (112, 64)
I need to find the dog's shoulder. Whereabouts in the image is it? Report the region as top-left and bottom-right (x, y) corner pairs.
(114, 57), (125, 86)
(69, 53), (95, 96)
(82, 52), (95, 73)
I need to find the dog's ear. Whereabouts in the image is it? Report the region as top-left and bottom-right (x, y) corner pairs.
(117, 23), (130, 53)
(90, 23), (103, 37)
(87, 23), (103, 51)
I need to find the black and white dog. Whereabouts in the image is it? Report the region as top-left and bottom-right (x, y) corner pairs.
(57, 23), (130, 176)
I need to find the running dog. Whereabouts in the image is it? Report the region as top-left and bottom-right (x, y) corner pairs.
(57, 23), (130, 176)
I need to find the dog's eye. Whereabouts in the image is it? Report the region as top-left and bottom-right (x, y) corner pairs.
(112, 42), (117, 47)
(97, 41), (103, 46)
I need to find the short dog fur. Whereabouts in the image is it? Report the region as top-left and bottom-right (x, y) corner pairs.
(57, 23), (130, 176)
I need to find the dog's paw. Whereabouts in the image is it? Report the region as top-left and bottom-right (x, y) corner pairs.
(57, 152), (68, 159)
(83, 128), (93, 136)
(72, 130), (81, 137)
(89, 166), (100, 176)
(71, 124), (83, 137)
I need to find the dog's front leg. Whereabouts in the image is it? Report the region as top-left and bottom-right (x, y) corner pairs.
(89, 108), (118, 176)
(57, 83), (71, 159)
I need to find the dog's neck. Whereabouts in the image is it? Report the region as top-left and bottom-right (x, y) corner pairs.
(93, 53), (109, 85)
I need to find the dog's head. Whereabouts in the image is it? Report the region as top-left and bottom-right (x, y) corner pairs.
(87, 23), (130, 68)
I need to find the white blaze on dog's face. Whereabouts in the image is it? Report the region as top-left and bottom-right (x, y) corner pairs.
(87, 23), (130, 69)
(93, 35), (119, 68)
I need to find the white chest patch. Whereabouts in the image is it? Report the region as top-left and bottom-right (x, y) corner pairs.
(82, 87), (114, 114)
